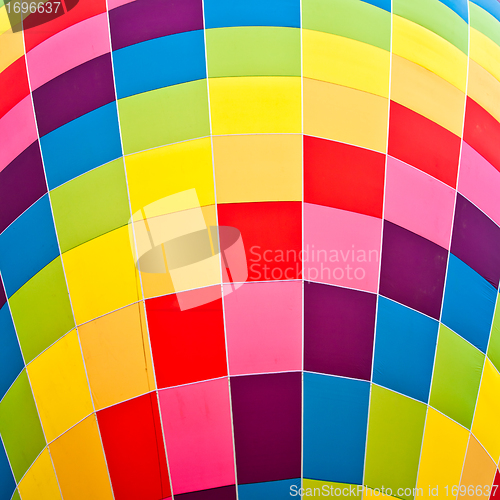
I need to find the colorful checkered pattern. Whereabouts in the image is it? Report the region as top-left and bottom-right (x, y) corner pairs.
(1, 0), (500, 499)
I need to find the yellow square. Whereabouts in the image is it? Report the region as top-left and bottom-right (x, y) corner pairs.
(416, 408), (469, 497)
(0, 28), (24, 73)
(213, 134), (302, 203)
(50, 415), (113, 500)
(63, 226), (142, 325)
(472, 359), (500, 463)
(78, 303), (155, 410)
(125, 137), (216, 214)
(18, 448), (62, 500)
(303, 29), (390, 98)
(304, 78), (388, 153)
(28, 330), (94, 443)
(209, 76), (301, 134)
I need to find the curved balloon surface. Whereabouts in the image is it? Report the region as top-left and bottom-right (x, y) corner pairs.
(1, 0), (500, 499)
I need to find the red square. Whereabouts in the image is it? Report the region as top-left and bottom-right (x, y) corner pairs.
(464, 97), (500, 174)
(97, 393), (171, 500)
(218, 201), (302, 281)
(388, 101), (461, 187)
(0, 57), (30, 120)
(146, 290), (228, 388)
(304, 135), (385, 218)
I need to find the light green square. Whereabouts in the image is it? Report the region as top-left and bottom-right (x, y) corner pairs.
(118, 79), (210, 155)
(9, 258), (75, 364)
(364, 385), (427, 500)
(51, 158), (131, 253)
(487, 294), (500, 372)
(302, 0), (391, 51)
(429, 325), (484, 429)
(0, 371), (46, 482)
(470, 2), (500, 49)
(206, 26), (301, 78)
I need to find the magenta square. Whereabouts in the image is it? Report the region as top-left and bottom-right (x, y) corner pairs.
(304, 281), (376, 380)
(379, 221), (448, 319)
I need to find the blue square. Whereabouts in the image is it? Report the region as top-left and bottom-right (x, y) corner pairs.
(41, 103), (123, 189)
(442, 254), (497, 353)
(204, 0), (300, 28)
(113, 30), (206, 99)
(0, 195), (59, 296)
(303, 373), (369, 484)
(0, 305), (24, 400)
(373, 296), (438, 403)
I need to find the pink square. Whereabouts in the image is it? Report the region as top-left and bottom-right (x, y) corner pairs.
(0, 96), (37, 173)
(158, 378), (235, 495)
(304, 203), (382, 293)
(223, 280), (302, 375)
(458, 142), (500, 227)
(27, 14), (110, 90)
(384, 156), (456, 249)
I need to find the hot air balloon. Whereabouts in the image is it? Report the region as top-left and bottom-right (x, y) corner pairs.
(0, 0), (500, 498)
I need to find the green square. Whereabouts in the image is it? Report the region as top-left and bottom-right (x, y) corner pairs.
(51, 158), (131, 253)
(394, 0), (468, 54)
(9, 258), (75, 364)
(302, 0), (391, 51)
(429, 325), (484, 429)
(206, 27), (301, 78)
(0, 371), (46, 482)
(118, 79), (210, 155)
(487, 294), (500, 372)
(364, 385), (426, 500)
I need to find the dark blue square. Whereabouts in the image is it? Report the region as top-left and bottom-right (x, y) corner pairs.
(113, 30), (207, 99)
(41, 103), (123, 190)
(303, 373), (369, 484)
(442, 254), (497, 353)
(0, 305), (24, 400)
(373, 296), (438, 403)
(0, 195), (59, 296)
(204, 0), (300, 28)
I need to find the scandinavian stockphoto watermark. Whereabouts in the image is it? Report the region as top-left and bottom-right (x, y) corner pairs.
(249, 244), (379, 282)
(127, 188), (381, 309)
(289, 484), (498, 497)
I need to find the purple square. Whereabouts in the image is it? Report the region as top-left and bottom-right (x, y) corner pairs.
(109, 0), (203, 51)
(0, 142), (46, 234)
(451, 194), (500, 288)
(33, 54), (115, 136)
(304, 282), (376, 380)
(230, 372), (301, 484)
(379, 221), (448, 319)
